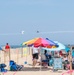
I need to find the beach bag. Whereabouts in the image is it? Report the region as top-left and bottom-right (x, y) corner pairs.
(0, 64), (6, 68)
(10, 60), (15, 66)
(0, 64), (7, 72)
(0, 68), (7, 72)
(10, 65), (17, 71)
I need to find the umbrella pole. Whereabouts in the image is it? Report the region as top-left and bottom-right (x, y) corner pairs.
(40, 47), (42, 71)
(40, 52), (41, 71)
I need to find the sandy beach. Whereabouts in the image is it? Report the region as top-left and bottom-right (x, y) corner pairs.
(0, 0), (74, 75)
(0, 70), (68, 75)
(0, 48), (74, 75)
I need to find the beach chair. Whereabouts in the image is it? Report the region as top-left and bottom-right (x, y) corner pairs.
(9, 60), (23, 71)
(41, 54), (48, 67)
(0, 63), (7, 72)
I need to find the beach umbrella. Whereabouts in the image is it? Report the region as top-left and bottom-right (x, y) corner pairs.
(32, 37), (52, 71)
(45, 38), (59, 48)
(33, 38), (50, 47)
(42, 41), (65, 51)
(22, 37), (49, 47)
(22, 37), (57, 47)
(22, 38), (58, 47)
(22, 38), (38, 46)
(22, 38), (58, 71)
(46, 38), (58, 46)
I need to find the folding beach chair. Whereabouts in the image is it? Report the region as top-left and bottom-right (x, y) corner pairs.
(10, 60), (23, 71)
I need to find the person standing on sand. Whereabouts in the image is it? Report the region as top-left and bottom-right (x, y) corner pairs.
(4, 43), (10, 63)
(31, 45), (40, 68)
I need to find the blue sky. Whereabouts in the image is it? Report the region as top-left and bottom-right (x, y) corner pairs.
(0, 0), (74, 45)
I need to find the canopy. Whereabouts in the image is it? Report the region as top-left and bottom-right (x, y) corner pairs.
(42, 41), (65, 51)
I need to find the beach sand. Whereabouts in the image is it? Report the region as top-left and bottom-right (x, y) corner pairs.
(0, 48), (73, 75)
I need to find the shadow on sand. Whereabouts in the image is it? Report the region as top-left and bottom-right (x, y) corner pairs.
(21, 67), (52, 71)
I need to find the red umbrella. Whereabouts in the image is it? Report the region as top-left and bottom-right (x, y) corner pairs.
(33, 38), (50, 47)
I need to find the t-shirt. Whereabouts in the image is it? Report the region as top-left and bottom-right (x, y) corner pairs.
(63, 57), (68, 61)
(41, 54), (46, 60)
(32, 46), (40, 54)
(5, 45), (10, 51)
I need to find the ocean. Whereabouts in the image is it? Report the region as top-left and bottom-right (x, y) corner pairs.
(1, 45), (26, 49)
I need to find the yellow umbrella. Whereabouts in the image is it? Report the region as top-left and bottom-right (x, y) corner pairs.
(22, 38), (38, 45)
